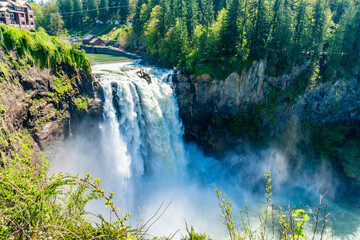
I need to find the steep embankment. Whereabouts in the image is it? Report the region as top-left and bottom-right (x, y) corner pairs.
(0, 26), (102, 166)
(173, 60), (360, 187)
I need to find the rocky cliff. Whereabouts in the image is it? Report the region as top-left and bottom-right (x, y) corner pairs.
(0, 50), (102, 166)
(173, 60), (360, 187)
(173, 60), (311, 153)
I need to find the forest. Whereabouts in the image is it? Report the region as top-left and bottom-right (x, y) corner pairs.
(30, 0), (360, 80)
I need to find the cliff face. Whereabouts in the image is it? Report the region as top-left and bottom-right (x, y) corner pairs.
(0, 52), (102, 165)
(173, 60), (360, 186)
(294, 78), (360, 124)
(173, 60), (310, 152)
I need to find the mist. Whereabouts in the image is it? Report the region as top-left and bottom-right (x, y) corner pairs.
(50, 61), (360, 239)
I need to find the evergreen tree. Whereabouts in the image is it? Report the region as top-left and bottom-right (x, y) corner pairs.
(185, 0), (200, 35)
(213, 0), (226, 14)
(72, 0), (83, 26)
(88, 0), (98, 21)
(292, 0), (309, 64)
(119, 0), (130, 23)
(144, 5), (164, 54)
(82, 0), (88, 19)
(133, 0), (147, 32)
(267, 0), (293, 75)
(50, 12), (64, 35)
(99, 0), (109, 22)
(249, 0), (270, 60)
(341, 6), (360, 76)
(309, 0), (329, 61)
(58, 0), (73, 28)
(219, 0), (240, 56)
(198, 0), (214, 27)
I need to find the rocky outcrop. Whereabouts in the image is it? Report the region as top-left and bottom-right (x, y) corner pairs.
(173, 60), (310, 153)
(0, 54), (102, 164)
(294, 78), (360, 124)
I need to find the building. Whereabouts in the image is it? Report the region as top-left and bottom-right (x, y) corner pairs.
(0, 0), (35, 30)
(82, 34), (106, 46)
(82, 34), (96, 45)
(89, 37), (105, 46)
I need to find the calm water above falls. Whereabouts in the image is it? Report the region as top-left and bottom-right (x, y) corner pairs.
(53, 61), (360, 239)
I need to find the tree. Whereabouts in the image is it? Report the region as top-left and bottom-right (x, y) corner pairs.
(213, 0), (227, 14)
(50, 12), (64, 36)
(249, 0), (270, 60)
(219, 0), (240, 56)
(185, 0), (200, 36)
(267, 0), (293, 75)
(144, 5), (164, 54)
(118, 0), (130, 23)
(99, 0), (109, 22)
(309, 0), (329, 61)
(88, 0), (98, 21)
(58, 0), (73, 28)
(72, 0), (83, 26)
(292, 0), (309, 64)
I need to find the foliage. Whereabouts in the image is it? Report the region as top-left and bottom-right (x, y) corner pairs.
(181, 222), (212, 240)
(0, 25), (90, 70)
(75, 96), (91, 111)
(0, 119), (140, 239)
(216, 171), (329, 240)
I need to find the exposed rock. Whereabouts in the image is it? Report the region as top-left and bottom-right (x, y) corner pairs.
(173, 60), (308, 153)
(294, 78), (360, 124)
(0, 58), (103, 164)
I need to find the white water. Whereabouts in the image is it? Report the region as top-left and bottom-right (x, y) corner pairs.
(52, 61), (360, 239)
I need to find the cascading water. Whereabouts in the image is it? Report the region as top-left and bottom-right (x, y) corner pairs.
(53, 60), (360, 239)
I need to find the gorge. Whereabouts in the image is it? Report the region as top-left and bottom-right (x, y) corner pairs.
(51, 60), (360, 239)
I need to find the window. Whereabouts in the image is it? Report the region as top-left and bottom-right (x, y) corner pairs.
(29, 15), (33, 19)
(30, 22), (33, 26)
(0, 13), (4, 18)
(6, 14), (9, 18)
(10, 13), (14, 18)
(21, 22), (25, 26)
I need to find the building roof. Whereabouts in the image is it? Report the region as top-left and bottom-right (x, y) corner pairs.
(89, 37), (104, 44)
(83, 34), (94, 41)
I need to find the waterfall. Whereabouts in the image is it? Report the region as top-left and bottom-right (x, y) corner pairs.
(52, 61), (360, 239)
(93, 62), (187, 198)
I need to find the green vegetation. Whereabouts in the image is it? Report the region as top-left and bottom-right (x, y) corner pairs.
(75, 96), (91, 111)
(85, 53), (131, 63)
(0, 25), (90, 70)
(302, 122), (360, 185)
(0, 118), (140, 239)
(216, 172), (328, 240)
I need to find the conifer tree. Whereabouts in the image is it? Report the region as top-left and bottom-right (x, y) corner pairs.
(72, 0), (83, 26)
(292, 0), (309, 64)
(144, 5), (164, 54)
(309, 0), (328, 62)
(219, 0), (240, 55)
(133, 0), (147, 32)
(249, 0), (270, 60)
(185, 0), (200, 36)
(118, 0), (130, 23)
(58, 0), (73, 28)
(267, 0), (293, 75)
(88, 0), (98, 21)
(99, 0), (109, 22)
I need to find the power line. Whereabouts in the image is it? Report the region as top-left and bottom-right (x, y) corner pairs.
(40, 4), (135, 16)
